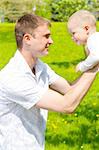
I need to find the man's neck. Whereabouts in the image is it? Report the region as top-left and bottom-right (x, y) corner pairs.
(19, 49), (38, 71)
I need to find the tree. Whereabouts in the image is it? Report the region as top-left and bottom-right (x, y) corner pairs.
(50, 0), (99, 22)
(0, 0), (51, 22)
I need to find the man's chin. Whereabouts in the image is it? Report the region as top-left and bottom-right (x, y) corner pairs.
(39, 51), (49, 57)
(44, 51), (49, 56)
(43, 49), (49, 55)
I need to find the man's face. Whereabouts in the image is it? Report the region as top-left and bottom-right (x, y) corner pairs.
(29, 24), (53, 58)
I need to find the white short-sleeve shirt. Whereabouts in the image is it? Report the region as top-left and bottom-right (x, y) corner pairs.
(0, 50), (60, 150)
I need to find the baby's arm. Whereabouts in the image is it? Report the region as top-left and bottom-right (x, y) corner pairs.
(76, 53), (99, 72)
(76, 32), (99, 72)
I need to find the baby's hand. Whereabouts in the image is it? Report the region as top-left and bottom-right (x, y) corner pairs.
(97, 63), (99, 72)
(76, 63), (81, 72)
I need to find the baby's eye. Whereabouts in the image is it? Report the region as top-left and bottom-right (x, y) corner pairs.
(72, 32), (75, 35)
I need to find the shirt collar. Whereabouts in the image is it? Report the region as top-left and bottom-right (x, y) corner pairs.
(13, 50), (44, 78)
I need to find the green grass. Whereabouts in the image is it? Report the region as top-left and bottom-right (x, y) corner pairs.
(0, 22), (99, 150)
(0, 23), (16, 68)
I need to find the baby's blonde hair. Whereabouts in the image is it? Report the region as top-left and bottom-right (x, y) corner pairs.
(68, 10), (96, 27)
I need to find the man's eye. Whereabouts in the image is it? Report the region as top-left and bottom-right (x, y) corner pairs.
(45, 34), (50, 38)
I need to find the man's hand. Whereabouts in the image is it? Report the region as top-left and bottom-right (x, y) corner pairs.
(76, 63), (82, 72)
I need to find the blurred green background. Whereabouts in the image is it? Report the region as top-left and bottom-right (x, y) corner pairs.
(0, 0), (99, 22)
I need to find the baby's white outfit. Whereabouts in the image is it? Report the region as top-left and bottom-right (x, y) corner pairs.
(77, 32), (99, 72)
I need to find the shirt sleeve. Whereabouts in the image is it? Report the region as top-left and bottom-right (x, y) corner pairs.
(45, 64), (61, 85)
(4, 76), (47, 109)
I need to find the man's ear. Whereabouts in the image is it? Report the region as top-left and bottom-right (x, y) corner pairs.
(23, 33), (31, 42)
(23, 33), (34, 46)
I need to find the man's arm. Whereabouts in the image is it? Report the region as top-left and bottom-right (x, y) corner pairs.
(36, 67), (98, 114)
(49, 76), (71, 95)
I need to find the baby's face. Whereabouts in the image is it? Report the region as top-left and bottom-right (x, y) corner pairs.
(68, 21), (88, 45)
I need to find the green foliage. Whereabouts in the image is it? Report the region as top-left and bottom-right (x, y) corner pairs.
(34, 0), (51, 19)
(0, 0), (34, 22)
(0, 0), (51, 22)
(50, 0), (99, 21)
(0, 22), (99, 150)
(0, 0), (98, 22)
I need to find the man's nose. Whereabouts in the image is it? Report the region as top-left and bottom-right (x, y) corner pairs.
(49, 37), (53, 44)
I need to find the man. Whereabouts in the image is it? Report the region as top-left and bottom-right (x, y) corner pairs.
(0, 13), (98, 150)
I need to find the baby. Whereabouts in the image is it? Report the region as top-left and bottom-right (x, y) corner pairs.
(67, 10), (99, 72)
